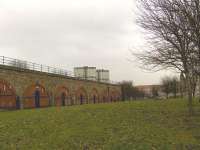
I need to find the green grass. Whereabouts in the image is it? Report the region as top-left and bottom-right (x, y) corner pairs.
(0, 99), (200, 150)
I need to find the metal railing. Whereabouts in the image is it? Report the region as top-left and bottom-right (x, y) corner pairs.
(0, 56), (73, 77)
(0, 56), (119, 85)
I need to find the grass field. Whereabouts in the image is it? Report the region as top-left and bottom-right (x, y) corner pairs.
(0, 99), (200, 150)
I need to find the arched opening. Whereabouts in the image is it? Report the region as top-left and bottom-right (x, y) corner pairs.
(101, 89), (108, 103)
(93, 95), (96, 104)
(110, 91), (116, 102)
(0, 79), (16, 109)
(116, 91), (121, 101)
(55, 86), (70, 106)
(23, 84), (49, 108)
(103, 96), (106, 103)
(61, 92), (66, 106)
(80, 94), (83, 105)
(90, 88), (99, 104)
(113, 91), (121, 102)
(35, 89), (40, 108)
(110, 96), (113, 102)
(76, 87), (87, 105)
(16, 96), (20, 109)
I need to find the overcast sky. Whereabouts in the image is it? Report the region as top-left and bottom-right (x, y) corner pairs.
(0, 0), (174, 85)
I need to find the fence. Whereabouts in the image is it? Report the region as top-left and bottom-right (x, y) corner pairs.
(0, 56), (119, 85)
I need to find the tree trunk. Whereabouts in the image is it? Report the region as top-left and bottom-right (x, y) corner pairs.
(198, 76), (200, 103)
(186, 74), (194, 115)
(188, 88), (193, 115)
(192, 76), (197, 98)
(180, 87), (183, 98)
(174, 91), (177, 98)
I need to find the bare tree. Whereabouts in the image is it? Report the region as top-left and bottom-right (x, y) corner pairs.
(134, 0), (199, 114)
(161, 76), (171, 99)
(120, 81), (134, 101)
(179, 0), (200, 74)
(120, 81), (146, 100)
(151, 85), (159, 98)
(161, 76), (180, 99)
(171, 76), (179, 98)
(176, 0), (200, 98)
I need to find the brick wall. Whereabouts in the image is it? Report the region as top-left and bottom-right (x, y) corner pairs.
(0, 65), (121, 109)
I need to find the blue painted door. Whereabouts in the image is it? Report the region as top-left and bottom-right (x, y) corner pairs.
(110, 96), (113, 102)
(16, 96), (20, 109)
(80, 94), (83, 105)
(93, 95), (96, 104)
(35, 90), (40, 108)
(61, 93), (66, 106)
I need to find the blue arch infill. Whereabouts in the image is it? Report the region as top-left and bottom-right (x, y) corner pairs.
(93, 95), (96, 104)
(103, 96), (106, 102)
(80, 94), (83, 105)
(35, 90), (40, 108)
(16, 96), (20, 109)
(111, 96), (113, 102)
(61, 93), (66, 106)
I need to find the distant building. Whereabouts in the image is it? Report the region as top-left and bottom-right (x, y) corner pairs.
(96, 69), (109, 83)
(74, 66), (96, 81)
(74, 67), (110, 82)
(135, 85), (164, 98)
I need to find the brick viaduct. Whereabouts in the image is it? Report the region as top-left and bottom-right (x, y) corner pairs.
(0, 65), (122, 109)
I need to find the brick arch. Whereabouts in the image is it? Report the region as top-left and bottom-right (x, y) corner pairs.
(114, 91), (121, 101)
(23, 83), (49, 108)
(75, 87), (88, 105)
(101, 89), (108, 103)
(55, 85), (71, 106)
(110, 91), (116, 102)
(110, 90), (121, 102)
(90, 88), (99, 104)
(0, 79), (17, 109)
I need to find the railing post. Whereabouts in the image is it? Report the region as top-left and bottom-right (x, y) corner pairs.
(3, 56), (4, 64)
(41, 65), (42, 72)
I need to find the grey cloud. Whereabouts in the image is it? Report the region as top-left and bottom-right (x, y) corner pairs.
(0, 0), (173, 85)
